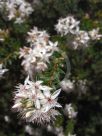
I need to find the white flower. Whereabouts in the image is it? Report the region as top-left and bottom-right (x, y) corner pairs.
(12, 76), (61, 124)
(89, 28), (102, 40)
(19, 46), (31, 58)
(73, 30), (90, 49)
(20, 27), (59, 74)
(27, 27), (49, 46)
(5, 0), (33, 23)
(48, 41), (59, 53)
(55, 16), (80, 36)
(41, 89), (62, 112)
(0, 64), (8, 78)
(60, 79), (74, 93)
(64, 104), (77, 119)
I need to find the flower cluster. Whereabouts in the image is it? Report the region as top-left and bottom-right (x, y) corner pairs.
(73, 30), (90, 49)
(64, 104), (77, 119)
(55, 16), (80, 36)
(12, 76), (61, 124)
(12, 14), (102, 128)
(20, 27), (59, 75)
(55, 16), (102, 49)
(27, 26), (50, 46)
(2, 0), (33, 23)
(0, 64), (8, 78)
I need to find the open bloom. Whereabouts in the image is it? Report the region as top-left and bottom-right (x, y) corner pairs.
(41, 88), (62, 112)
(27, 27), (50, 46)
(12, 76), (61, 124)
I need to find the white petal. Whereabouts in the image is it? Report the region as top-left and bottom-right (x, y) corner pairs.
(42, 105), (50, 113)
(26, 111), (33, 118)
(37, 92), (45, 99)
(12, 103), (22, 108)
(35, 99), (41, 109)
(40, 98), (47, 105)
(41, 86), (52, 91)
(24, 75), (30, 85)
(43, 89), (51, 97)
(36, 81), (43, 85)
(51, 89), (61, 100)
(16, 93), (27, 98)
(55, 102), (62, 108)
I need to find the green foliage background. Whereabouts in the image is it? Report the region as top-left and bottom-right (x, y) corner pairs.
(0, 0), (102, 136)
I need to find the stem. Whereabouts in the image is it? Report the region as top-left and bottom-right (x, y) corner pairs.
(64, 55), (71, 79)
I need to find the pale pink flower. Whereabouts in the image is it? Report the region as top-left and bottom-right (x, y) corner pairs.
(12, 76), (61, 124)
(41, 89), (62, 112)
